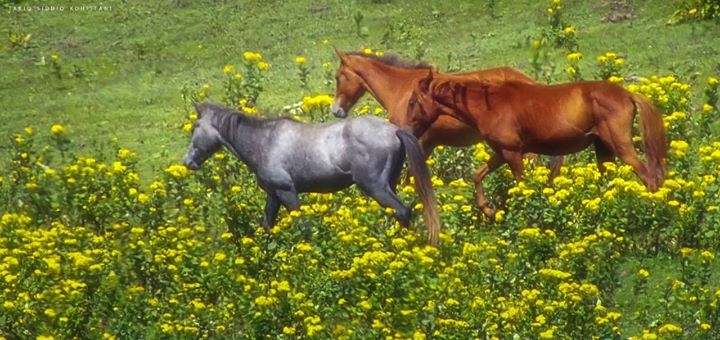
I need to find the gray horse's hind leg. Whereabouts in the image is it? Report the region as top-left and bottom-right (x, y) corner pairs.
(389, 151), (406, 192)
(261, 193), (281, 232)
(365, 184), (412, 227)
(354, 156), (411, 227)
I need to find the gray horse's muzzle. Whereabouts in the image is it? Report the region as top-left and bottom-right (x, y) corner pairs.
(183, 155), (200, 170)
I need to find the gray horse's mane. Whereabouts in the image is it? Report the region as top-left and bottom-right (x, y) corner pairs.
(347, 51), (432, 70)
(198, 102), (292, 136)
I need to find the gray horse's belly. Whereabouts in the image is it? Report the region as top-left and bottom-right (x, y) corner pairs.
(289, 149), (354, 193)
(294, 173), (354, 193)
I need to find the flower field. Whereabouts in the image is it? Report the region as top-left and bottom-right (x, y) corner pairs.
(3, 70), (720, 338)
(3, 0), (720, 339)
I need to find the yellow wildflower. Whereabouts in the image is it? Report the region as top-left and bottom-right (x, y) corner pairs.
(51, 124), (65, 135)
(243, 51), (262, 62)
(658, 323), (682, 334)
(566, 52), (582, 62)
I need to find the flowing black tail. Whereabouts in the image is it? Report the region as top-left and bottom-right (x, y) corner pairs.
(396, 128), (441, 246)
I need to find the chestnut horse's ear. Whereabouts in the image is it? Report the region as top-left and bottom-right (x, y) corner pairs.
(334, 47), (349, 64)
(418, 69), (434, 93)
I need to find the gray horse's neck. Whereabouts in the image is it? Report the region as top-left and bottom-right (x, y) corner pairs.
(212, 113), (271, 169)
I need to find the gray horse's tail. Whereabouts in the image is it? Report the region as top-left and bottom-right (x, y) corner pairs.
(396, 128), (441, 246)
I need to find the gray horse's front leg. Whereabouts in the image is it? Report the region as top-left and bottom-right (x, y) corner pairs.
(276, 189), (301, 211)
(261, 193), (281, 233)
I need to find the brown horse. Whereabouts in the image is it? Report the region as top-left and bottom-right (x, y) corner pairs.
(407, 71), (667, 218)
(330, 49), (563, 185)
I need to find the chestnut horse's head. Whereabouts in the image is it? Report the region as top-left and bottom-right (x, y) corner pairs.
(406, 70), (444, 137)
(331, 49), (366, 118)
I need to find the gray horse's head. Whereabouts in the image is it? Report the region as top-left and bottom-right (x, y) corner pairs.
(183, 103), (223, 170)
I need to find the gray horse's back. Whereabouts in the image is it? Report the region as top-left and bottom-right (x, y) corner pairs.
(344, 116), (402, 154)
(264, 116), (402, 193)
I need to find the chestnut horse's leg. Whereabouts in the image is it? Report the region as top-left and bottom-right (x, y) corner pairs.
(593, 140), (615, 174)
(547, 155), (564, 184)
(594, 108), (655, 191)
(608, 140), (654, 190)
(473, 153), (506, 219)
(500, 149), (525, 184)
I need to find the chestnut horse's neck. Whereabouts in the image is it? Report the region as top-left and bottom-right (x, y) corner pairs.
(346, 56), (431, 125)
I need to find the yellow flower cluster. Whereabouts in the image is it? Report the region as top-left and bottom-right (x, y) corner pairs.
(566, 51), (582, 62)
(518, 227), (556, 240)
(627, 75), (691, 109)
(243, 51), (262, 62)
(596, 52), (625, 81)
(242, 51), (269, 70)
(165, 164), (191, 178)
(546, 0), (562, 15)
(596, 52), (623, 65)
(50, 124), (65, 135)
(361, 47), (384, 57)
(699, 142), (720, 163)
(301, 94), (333, 112)
(670, 140), (690, 158)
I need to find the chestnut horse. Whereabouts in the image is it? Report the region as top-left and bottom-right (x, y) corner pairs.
(407, 71), (667, 218)
(329, 49), (564, 184)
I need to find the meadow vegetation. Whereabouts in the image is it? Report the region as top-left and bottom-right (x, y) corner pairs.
(2, 0), (720, 338)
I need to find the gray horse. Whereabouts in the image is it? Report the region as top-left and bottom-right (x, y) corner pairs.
(182, 102), (440, 245)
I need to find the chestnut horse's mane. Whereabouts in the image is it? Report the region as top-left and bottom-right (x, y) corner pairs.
(427, 79), (493, 113)
(347, 51), (432, 70)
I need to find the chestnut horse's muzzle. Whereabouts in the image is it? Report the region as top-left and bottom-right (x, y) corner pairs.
(330, 101), (347, 118)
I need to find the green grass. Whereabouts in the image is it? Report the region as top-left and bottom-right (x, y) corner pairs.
(2, 0), (719, 174)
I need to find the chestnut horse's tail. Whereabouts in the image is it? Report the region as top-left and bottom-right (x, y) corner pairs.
(632, 93), (667, 189)
(396, 129), (441, 246)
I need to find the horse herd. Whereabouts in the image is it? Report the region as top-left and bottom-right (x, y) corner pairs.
(183, 49), (667, 246)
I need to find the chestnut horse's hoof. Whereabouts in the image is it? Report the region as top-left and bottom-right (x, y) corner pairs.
(481, 206), (496, 221)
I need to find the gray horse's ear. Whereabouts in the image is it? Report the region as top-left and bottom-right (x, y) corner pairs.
(192, 101), (203, 117)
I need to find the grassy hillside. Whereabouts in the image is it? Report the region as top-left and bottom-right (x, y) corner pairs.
(2, 0), (719, 173)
